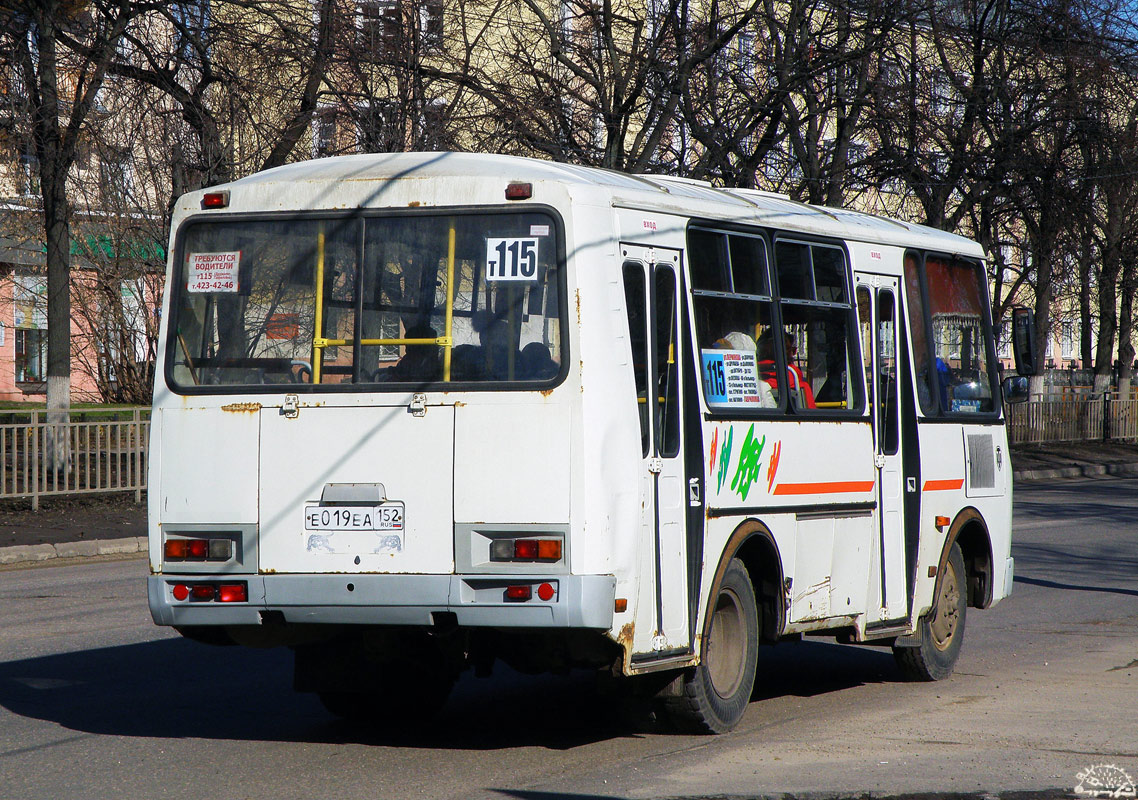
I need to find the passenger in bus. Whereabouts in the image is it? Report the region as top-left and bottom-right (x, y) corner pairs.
(450, 344), (483, 381)
(519, 342), (559, 380)
(473, 311), (512, 380)
(712, 326), (776, 408)
(757, 328), (816, 409)
(375, 323), (442, 382)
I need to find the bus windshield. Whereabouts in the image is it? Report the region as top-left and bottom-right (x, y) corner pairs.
(168, 211), (564, 390)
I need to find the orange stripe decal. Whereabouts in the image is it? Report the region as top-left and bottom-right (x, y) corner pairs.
(923, 478), (964, 491)
(773, 480), (875, 496)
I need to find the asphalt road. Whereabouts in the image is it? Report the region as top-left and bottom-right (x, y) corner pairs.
(0, 477), (1134, 800)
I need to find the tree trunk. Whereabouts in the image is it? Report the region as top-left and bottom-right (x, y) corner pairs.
(32, 8), (72, 471)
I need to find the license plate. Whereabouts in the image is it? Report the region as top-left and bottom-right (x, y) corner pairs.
(303, 502), (405, 531)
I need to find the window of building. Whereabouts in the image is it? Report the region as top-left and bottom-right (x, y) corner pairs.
(356, 0), (443, 57)
(1060, 321), (1076, 359)
(997, 322), (1012, 359)
(313, 106), (337, 157)
(15, 329), (46, 383)
(419, 0), (444, 48)
(99, 147), (135, 206)
(18, 145), (39, 196)
(356, 100), (402, 152)
(929, 69), (952, 116)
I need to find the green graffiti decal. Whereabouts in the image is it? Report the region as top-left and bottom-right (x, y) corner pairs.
(730, 424), (766, 502)
(716, 425), (733, 493)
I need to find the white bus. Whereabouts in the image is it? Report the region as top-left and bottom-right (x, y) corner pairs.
(148, 153), (1034, 733)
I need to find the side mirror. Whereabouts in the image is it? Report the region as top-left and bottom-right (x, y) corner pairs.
(1002, 375), (1030, 404)
(1011, 307), (1038, 376)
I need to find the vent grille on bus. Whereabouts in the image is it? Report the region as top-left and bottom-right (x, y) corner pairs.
(967, 433), (996, 489)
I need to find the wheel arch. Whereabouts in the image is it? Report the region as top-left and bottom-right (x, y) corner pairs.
(942, 507), (994, 609)
(705, 519), (785, 647)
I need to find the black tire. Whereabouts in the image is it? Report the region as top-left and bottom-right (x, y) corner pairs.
(318, 659), (455, 725)
(894, 542), (967, 681)
(665, 558), (759, 734)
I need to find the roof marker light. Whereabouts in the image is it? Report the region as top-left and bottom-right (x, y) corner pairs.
(201, 191), (230, 209)
(505, 182), (532, 201)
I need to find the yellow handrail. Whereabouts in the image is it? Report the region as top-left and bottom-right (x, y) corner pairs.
(310, 223), (456, 383)
(313, 336), (453, 348)
(443, 222), (456, 381)
(312, 228), (326, 384)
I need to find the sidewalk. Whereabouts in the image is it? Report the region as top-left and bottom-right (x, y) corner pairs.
(2, 442), (1137, 568)
(1009, 441), (1138, 481)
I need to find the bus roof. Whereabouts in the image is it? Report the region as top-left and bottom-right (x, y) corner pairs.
(187, 152), (986, 259)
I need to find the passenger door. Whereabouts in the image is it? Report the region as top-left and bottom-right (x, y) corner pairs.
(857, 274), (908, 623)
(622, 246), (691, 656)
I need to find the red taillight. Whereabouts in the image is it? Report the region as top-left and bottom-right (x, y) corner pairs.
(505, 585), (532, 601)
(511, 539), (561, 561)
(218, 583), (247, 603)
(514, 539), (539, 560)
(171, 582), (247, 603)
(165, 537), (232, 562)
(537, 582), (555, 601)
(201, 191), (230, 209)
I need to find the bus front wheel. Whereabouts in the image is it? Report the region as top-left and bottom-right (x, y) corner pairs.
(665, 558), (759, 734)
(894, 542), (967, 681)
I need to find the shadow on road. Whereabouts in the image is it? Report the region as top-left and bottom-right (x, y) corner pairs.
(0, 635), (903, 749)
(1015, 575), (1138, 597)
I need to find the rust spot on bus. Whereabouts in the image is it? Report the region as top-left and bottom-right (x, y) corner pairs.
(221, 402), (262, 413)
(616, 622), (635, 673)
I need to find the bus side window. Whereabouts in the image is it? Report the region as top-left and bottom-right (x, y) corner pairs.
(773, 241), (862, 413)
(689, 228), (778, 411)
(654, 268), (680, 458)
(904, 252), (937, 415)
(878, 290), (899, 454)
(858, 286), (874, 414)
(622, 263), (650, 457)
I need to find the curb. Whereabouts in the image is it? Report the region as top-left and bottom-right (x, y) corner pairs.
(0, 536), (148, 566)
(1013, 462), (1138, 482)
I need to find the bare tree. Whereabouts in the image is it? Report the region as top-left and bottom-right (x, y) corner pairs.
(450, 0), (761, 172)
(0, 0), (150, 465)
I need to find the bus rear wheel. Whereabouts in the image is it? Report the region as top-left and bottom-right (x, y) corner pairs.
(665, 558), (758, 734)
(894, 542), (967, 681)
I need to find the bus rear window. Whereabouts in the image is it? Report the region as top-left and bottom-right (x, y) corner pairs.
(168, 212), (564, 390)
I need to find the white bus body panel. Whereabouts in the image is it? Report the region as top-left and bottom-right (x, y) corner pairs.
(258, 402), (455, 574)
(155, 406), (259, 525)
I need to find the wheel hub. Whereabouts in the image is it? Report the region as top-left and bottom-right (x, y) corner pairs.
(929, 560), (961, 651)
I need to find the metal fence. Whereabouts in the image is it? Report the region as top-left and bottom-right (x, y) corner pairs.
(1006, 396), (1138, 445)
(0, 407), (149, 509)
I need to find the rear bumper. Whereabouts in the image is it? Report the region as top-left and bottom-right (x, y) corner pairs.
(148, 572), (616, 630)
